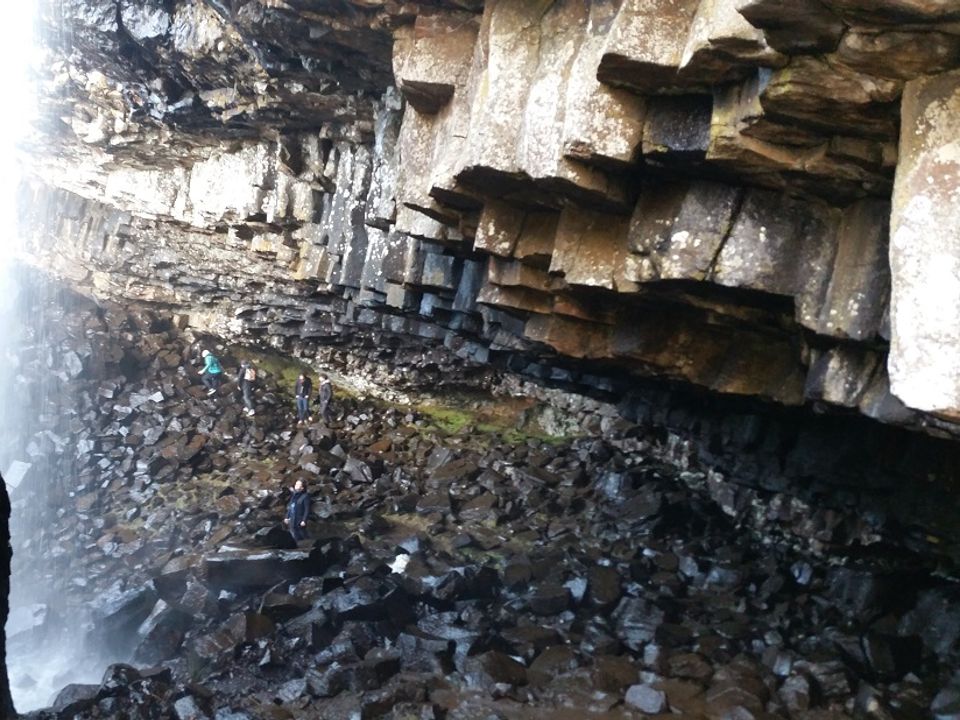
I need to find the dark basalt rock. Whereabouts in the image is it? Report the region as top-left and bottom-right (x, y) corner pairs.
(463, 651), (528, 690)
(202, 546), (327, 590)
(396, 631), (454, 675)
(135, 601), (192, 664)
(259, 592), (311, 623)
(250, 525), (298, 550)
(274, 677), (308, 705)
(305, 663), (374, 698)
(153, 555), (199, 599)
(899, 589), (960, 659)
(324, 579), (404, 623)
(98, 664), (142, 697)
(177, 579), (216, 617)
(932, 675), (960, 720)
(527, 645), (578, 687)
(89, 584), (159, 655)
(526, 583), (571, 616)
(612, 597), (665, 652)
(363, 647), (403, 685)
(5, 285), (960, 719)
(586, 565), (623, 610)
(1, 477), (13, 718)
(51, 683), (100, 717)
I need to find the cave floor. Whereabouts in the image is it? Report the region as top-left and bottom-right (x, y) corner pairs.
(4, 301), (957, 719)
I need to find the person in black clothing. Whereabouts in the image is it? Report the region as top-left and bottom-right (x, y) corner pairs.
(283, 478), (310, 542)
(318, 374), (333, 424)
(295, 372), (313, 425)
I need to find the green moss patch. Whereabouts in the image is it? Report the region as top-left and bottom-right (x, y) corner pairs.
(228, 347), (574, 446)
(230, 346), (310, 395)
(414, 391), (572, 447)
(416, 405), (475, 435)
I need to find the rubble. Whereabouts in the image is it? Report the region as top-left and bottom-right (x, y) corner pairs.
(3, 275), (959, 719)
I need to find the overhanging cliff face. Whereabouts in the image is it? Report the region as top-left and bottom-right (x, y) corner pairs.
(19, 0), (960, 436)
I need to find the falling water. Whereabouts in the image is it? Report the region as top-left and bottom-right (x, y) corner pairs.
(1, 272), (119, 713)
(0, 1), (126, 712)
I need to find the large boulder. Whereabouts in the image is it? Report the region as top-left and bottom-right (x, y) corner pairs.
(202, 544), (334, 590)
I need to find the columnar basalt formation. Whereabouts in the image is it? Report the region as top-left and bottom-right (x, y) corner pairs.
(17, 0), (960, 438)
(11, 2), (960, 714)
(5, 280), (960, 719)
(890, 68), (960, 421)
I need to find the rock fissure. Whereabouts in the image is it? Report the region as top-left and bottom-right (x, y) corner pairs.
(704, 184), (746, 282)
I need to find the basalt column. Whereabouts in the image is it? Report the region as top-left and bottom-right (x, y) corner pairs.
(890, 69), (960, 421)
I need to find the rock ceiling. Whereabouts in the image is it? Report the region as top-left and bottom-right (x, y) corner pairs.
(19, 0), (960, 437)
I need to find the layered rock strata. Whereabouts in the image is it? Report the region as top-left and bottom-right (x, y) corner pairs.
(18, 0), (960, 437)
(13, 1), (960, 713)
(18, 185), (960, 542)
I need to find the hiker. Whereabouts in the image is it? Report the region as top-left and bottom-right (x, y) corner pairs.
(317, 373), (333, 423)
(283, 478), (310, 542)
(238, 360), (257, 416)
(198, 349), (223, 395)
(295, 372), (313, 425)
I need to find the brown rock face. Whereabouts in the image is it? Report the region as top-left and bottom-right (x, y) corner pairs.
(13, 0), (960, 438)
(13, 6), (960, 714)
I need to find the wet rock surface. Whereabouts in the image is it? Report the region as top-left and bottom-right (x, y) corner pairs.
(3, 276), (960, 719)
(18, 0), (960, 443)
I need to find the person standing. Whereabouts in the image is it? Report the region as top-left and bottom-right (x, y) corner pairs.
(198, 349), (223, 395)
(238, 360), (257, 416)
(295, 372), (313, 425)
(283, 478), (310, 542)
(317, 374), (333, 424)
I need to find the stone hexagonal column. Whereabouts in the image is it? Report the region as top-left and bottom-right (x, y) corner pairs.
(890, 69), (960, 419)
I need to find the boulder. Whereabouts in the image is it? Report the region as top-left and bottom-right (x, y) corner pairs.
(52, 684), (101, 716)
(625, 683), (668, 714)
(463, 651), (528, 690)
(202, 546), (330, 589)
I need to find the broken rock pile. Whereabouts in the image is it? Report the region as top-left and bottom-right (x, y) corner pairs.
(5, 278), (960, 720)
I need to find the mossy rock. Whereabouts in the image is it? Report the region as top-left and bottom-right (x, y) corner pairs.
(230, 347), (336, 398)
(416, 405), (476, 435)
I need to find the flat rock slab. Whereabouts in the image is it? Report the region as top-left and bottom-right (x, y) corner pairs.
(202, 546), (328, 589)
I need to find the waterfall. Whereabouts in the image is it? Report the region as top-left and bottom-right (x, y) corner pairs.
(0, 1), (122, 712)
(1, 272), (116, 713)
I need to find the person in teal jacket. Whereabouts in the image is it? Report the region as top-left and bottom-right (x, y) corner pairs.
(199, 349), (223, 395)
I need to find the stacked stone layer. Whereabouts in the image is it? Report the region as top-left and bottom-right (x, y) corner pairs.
(18, 0), (960, 435)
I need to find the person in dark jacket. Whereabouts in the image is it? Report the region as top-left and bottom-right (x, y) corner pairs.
(198, 349), (223, 395)
(295, 372), (313, 425)
(238, 360), (257, 416)
(283, 478), (310, 541)
(317, 374), (333, 424)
